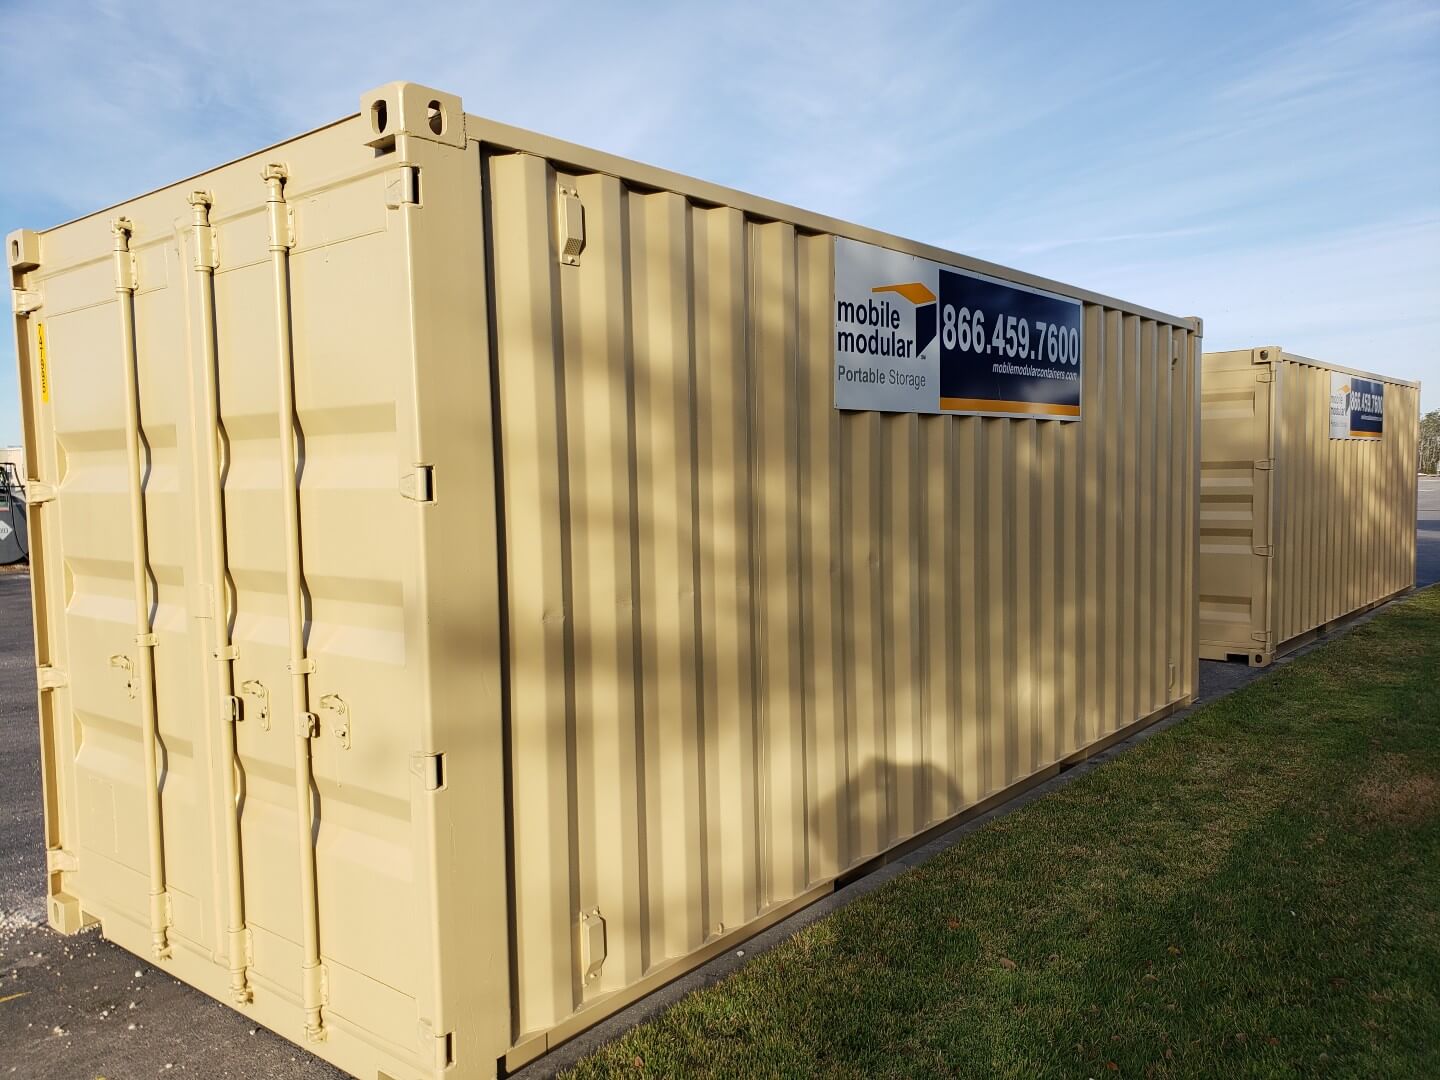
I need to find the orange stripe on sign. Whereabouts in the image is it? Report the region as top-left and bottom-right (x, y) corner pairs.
(872, 282), (936, 305)
(1351, 430), (1382, 438)
(939, 397), (1081, 417)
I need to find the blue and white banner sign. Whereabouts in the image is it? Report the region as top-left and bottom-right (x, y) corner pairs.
(1329, 372), (1384, 440)
(833, 237), (1083, 419)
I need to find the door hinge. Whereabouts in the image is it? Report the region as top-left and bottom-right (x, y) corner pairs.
(112, 218), (138, 291)
(36, 665), (68, 691)
(1254, 459), (1274, 471)
(189, 192), (219, 270)
(557, 184), (585, 265)
(25, 481), (56, 505)
(400, 464), (435, 502)
(416, 1020), (456, 1070)
(1256, 369), (1275, 383)
(11, 288), (42, 315)
(410, 751), (445, 791)
(1251, 630), (1273, 644)
(46, 847), (79, 873)
(1253, 544), (1274, 557)
(262, 164), (296, 249)
(385, 164), (420, 208)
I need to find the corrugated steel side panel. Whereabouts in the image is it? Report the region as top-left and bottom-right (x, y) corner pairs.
(1199, 349), (1418, 664)
(1272, 356), (1418, 648)
(485, 148), (1201, 1046)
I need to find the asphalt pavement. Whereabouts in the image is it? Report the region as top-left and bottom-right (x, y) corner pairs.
(2, 483), (1437, 1079)
(1418, 475), (1440, 590)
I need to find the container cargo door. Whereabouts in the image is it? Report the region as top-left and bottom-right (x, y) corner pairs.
(1199, 352), (1275, 661)
(8, 112), (479, 1078)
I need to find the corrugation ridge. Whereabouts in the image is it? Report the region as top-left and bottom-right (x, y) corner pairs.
(984, 418), (1006, 794)
(925, 415), (955, 821)
(693, 205), (756, 937)
(748, 219), (802, 907)
(1173, 328), (1191, 691)
(562, 170), (646, 995)
(1166, 328), (1182, 689)
(1103, 311), (1124, 734)
(956, 417), (981, 807)
(1286, 362), (1300, 638)
(548, 169), (584, 1019)
(1146, 329), (1169, 711)
(618, 186), (653, 979)
(1313, 368), (1319, 630)
(1306, 365), (1321, 632)
(1118, 316), (1138, 732)
(1137, 324), (1157, 715)
(1011, 420), (1032, 784)
(1081, 307), (1103, 746)
(1186, 328), (1200, 695)
(888, 414), (922, 835)
(1033, 420), (1051, 771)
(487, 152), (572, 1034)
(740, 215), (763, 922)
(796, 232), (843, 880)
(684, 197), (712, 945)
(631, 189), (704, 963)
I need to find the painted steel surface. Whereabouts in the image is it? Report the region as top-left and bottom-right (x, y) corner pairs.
(9, 82), (1201, 1079)
(1199, 348), (1418, 665)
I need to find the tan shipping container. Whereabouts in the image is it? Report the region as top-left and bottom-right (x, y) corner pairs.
(7, 82), (1201, 1079)
(1199, 348), (1418, 667)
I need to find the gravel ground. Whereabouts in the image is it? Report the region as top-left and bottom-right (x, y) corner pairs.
(1, 486), (1433, 1078)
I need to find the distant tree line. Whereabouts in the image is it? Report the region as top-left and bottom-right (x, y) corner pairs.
(1422, 409), (1440, 474)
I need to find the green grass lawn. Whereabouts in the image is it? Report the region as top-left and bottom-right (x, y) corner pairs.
(568, 588), (1440, 1079)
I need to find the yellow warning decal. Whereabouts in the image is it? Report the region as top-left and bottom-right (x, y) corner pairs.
(36, 321), (49, 403)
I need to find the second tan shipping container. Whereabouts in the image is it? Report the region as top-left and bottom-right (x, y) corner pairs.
(9, 82), (1201, 1078)
(1199, 347), (1418, 666)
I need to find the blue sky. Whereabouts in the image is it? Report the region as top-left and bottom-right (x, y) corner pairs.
(1, 0), (1436, 445)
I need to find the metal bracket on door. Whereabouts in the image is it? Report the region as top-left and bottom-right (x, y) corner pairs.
(319, 694), (351, 749)
(240, 680), (271, 730)
(108, 654), (136, 698)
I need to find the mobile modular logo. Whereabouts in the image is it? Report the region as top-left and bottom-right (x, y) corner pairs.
(833, 238), (942, 412)
(835, 282), (937, 361)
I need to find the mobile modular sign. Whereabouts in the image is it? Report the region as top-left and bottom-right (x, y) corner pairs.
(1329, 372), (1384, 440)
(833, 237), (1083, 418)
